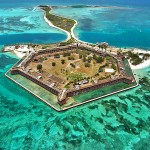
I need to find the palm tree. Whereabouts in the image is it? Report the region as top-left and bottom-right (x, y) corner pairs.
(97, 43), (102, 50)
(98, 42), (108, 52)
(103, 43), (108, 52)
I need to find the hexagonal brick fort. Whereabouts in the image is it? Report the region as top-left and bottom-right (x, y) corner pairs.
(10, 43), (135, 106)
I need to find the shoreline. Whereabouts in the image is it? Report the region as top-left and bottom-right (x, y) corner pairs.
(129, 49), (150, 70)
(42, 6), (86, 43)
(70, 20), (87, 43)
(130, 59), (150, 70)
(43, 15), (71, 42)
(3, 6), (150, 70)
(13, 50), (25, 58)
(4, 43), (150, 70)
(132, 48), (150, 54)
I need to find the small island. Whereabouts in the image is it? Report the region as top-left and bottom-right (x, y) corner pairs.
(4, 5), (150, 111)
(39, 5), (77, 44)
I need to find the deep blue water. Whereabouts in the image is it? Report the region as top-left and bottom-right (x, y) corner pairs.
(79, 30), (150, 49)
(0, 33), (66, 45)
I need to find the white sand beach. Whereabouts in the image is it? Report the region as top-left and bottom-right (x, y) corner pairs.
(4, 45), (34, 58)
(130, 59), (150, 70)
(70, 20), (86, 43)
(133, 48), (150, 54)
(44, 15), (71, 41)
(13, 50), (25, 58)
(43, 7), (87, 44)
(129, 49), (150, 69)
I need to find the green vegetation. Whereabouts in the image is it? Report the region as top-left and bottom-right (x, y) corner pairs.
(106, 56), (111, 61)
(98, 63), (109, 73)
(94, 73), (99, 77)
(98, 42), (108, 50)
(40, 57), (45, 62)
(127, 51), (142, 65)
(68, 56), (75, 60)
(64, 83), (70, 89)
(68, 73), (86, 83)
(59, 37), (76, 46)
(40, 6), (76, 34)
(93, 54), (104, 63)
(111, 64), (116, 70)
(54, 54), (60, 58)
(87, 56), (93, 63)
(98, 67), (103, 72)
(85, 62), (90, 67)
(42, 45), (48, 49)
(52, 62), (56, 66)
(79, 54), (82, 59)
(63, 52), (71, 57)
(126, 51), (150, 66)
(70, 63), (76, 68)
(37, 64), (42, 72)
(61, 59), (65, 64)
(40, 6), (77, 45)
(83, 57), (86, 62)
(77, 50), (90, 57)
(143, 53), (150, 60)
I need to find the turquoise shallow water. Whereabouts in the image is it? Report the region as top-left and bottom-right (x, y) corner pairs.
(0, 0), (150, 149)
(0, 7), (67, 46)
(0, 53), (150, 149)
(52, 6), (150, 49)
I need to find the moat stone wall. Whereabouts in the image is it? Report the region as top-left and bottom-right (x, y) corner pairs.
(66, 77), (133, 97)
(10, 44), (134, 105)
(11, 69), (59, 96)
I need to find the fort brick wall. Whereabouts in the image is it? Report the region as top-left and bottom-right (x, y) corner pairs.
(10, 44), (135, 106)
(11, 68), (59, 96)
(66, 77), (133, 97)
